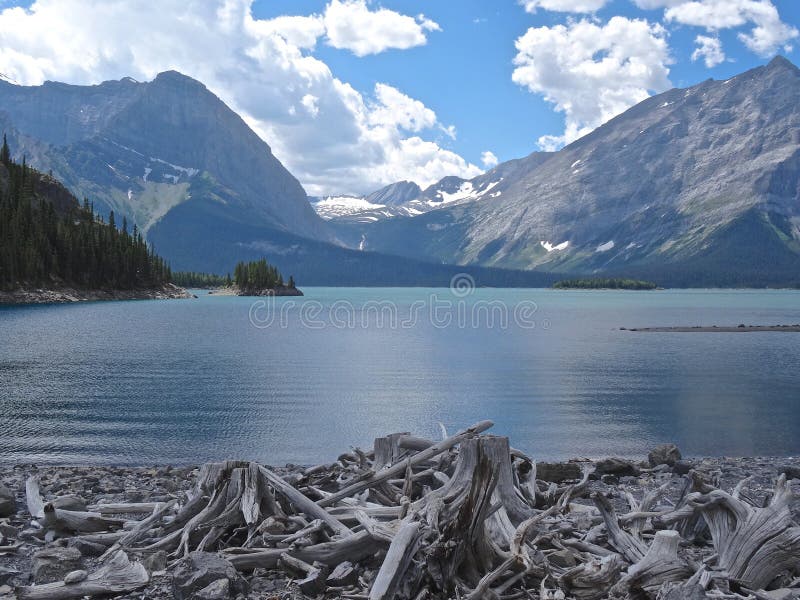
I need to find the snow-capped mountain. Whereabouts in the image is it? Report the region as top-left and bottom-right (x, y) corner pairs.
(311, 153), (552, 225)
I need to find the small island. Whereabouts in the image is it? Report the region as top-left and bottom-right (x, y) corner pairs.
(553, 277), (659, 290)
(181, 258), (303, 297)
(624, 324), (800, 332)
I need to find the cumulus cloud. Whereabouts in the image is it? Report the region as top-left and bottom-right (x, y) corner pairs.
(368, 83), (437, 132)
(520, 0), (609, 12)
(691, 35), (725, 67)
(0, 0), (477, 196)
(636, 0), (798, 57)
(481, 151), (499, 168)
(323, 0), (440, 57)
(512, 16), (672, 150)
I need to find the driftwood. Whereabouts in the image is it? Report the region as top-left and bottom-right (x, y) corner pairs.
(13, 421), (800, 599)
(685, 474), (800, 589)
(16, 551), (148, 600)
(26, 476), (46, 519)
(610, 530), (692, 597)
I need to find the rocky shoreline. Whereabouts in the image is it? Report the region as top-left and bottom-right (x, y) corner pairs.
(626, 325), (800, 332)
(1, 443), (798, 600)
(208, 285), (303, 297)
(0, 284), (192, 305)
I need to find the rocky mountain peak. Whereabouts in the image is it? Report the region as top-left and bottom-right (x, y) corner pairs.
(765, 54), (798, 72)
(152, 70), (209, 91)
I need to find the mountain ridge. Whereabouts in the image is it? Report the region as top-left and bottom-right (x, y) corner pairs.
(2, 59), (799, 287)
(343, 56), (800, 286)
(0, 71), (328, 241)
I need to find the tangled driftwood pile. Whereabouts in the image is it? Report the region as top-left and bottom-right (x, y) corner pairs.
(8, 420), (800, 599)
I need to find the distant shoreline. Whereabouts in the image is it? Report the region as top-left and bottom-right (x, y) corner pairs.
(0, 283), (192, 305)
(624, 324), (800, 332)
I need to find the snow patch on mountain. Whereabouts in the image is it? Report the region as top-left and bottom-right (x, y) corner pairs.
(312, 195), (387, 219)
(540, 240), (569, 252)
(432, 179), (501, 206)
(150, 157), (199, 178)
(436, 181), (475, 204)
(596, 240), (615, 252)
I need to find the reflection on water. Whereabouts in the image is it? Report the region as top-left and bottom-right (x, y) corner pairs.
(1, 288), (799, 464)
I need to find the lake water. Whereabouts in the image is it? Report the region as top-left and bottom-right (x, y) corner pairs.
(1, 287), (799, 465)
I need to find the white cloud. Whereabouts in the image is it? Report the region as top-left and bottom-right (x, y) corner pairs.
(301, 94), (320, 117)
(368, 83), (437, 132)
(636, 0), (798, 57)
(439, 124), (457, 140)
(512, 16), (672, 150)
(251, 15), (325, 50)
(323, 0), (440, 57)
(0, 0), (477, 196)
(691, 35), (725, 67)
(481, 151), (499, 168)
(521, 0), (609, 13)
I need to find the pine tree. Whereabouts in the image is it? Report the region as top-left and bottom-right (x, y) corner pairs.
(0, 134), (10, 167)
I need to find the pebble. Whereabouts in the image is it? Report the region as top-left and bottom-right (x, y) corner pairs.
(64, 569), (88, 584)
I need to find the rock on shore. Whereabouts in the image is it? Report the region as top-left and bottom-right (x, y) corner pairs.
(208, 285), (303, 297)
(0, 283), (192, 305)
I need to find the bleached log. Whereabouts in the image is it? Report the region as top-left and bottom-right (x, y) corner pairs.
(560, 554), (625, 600)
(87, 502), (163, 515)
(41, 503), (125, 534)
(99, 499), (177, 561)
(373, 432), (410, 470)
(398, 435), (435, 452)
(354, 509), (396, 543)
(226, 530), (384, 570)
(279, 553), (328, 595)
(259, 466), (352, 537)
(26, 476), (46, 519)
(593, 493), (647, 563)
(173, 478), (231, 557)
(278, 519), (327, 547)
(318, 420), (494, 508)
(687, 474), (800, 589)
(369, 519), (424, 600)
(655, 566), (707, 600)
(610, 530), (691, 597)
(68, 531), (127, 547)
(16, 551), (148, 600)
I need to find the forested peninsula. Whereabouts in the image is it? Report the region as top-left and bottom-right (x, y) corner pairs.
(0, 136), (188, 304)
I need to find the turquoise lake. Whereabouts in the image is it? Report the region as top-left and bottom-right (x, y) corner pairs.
(1, 288), (799, 465)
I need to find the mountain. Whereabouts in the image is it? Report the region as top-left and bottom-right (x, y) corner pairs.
(0, 71), (330, 249)
(365, 181), (422, 206)
(0, 72), (567, 286)
(312, 152), (553, 234)
(352, 57), (800, 286)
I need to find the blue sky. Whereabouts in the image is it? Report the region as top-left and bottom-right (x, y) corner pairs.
(253, 0), (800, 169)
(0, 0), (798, 195)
